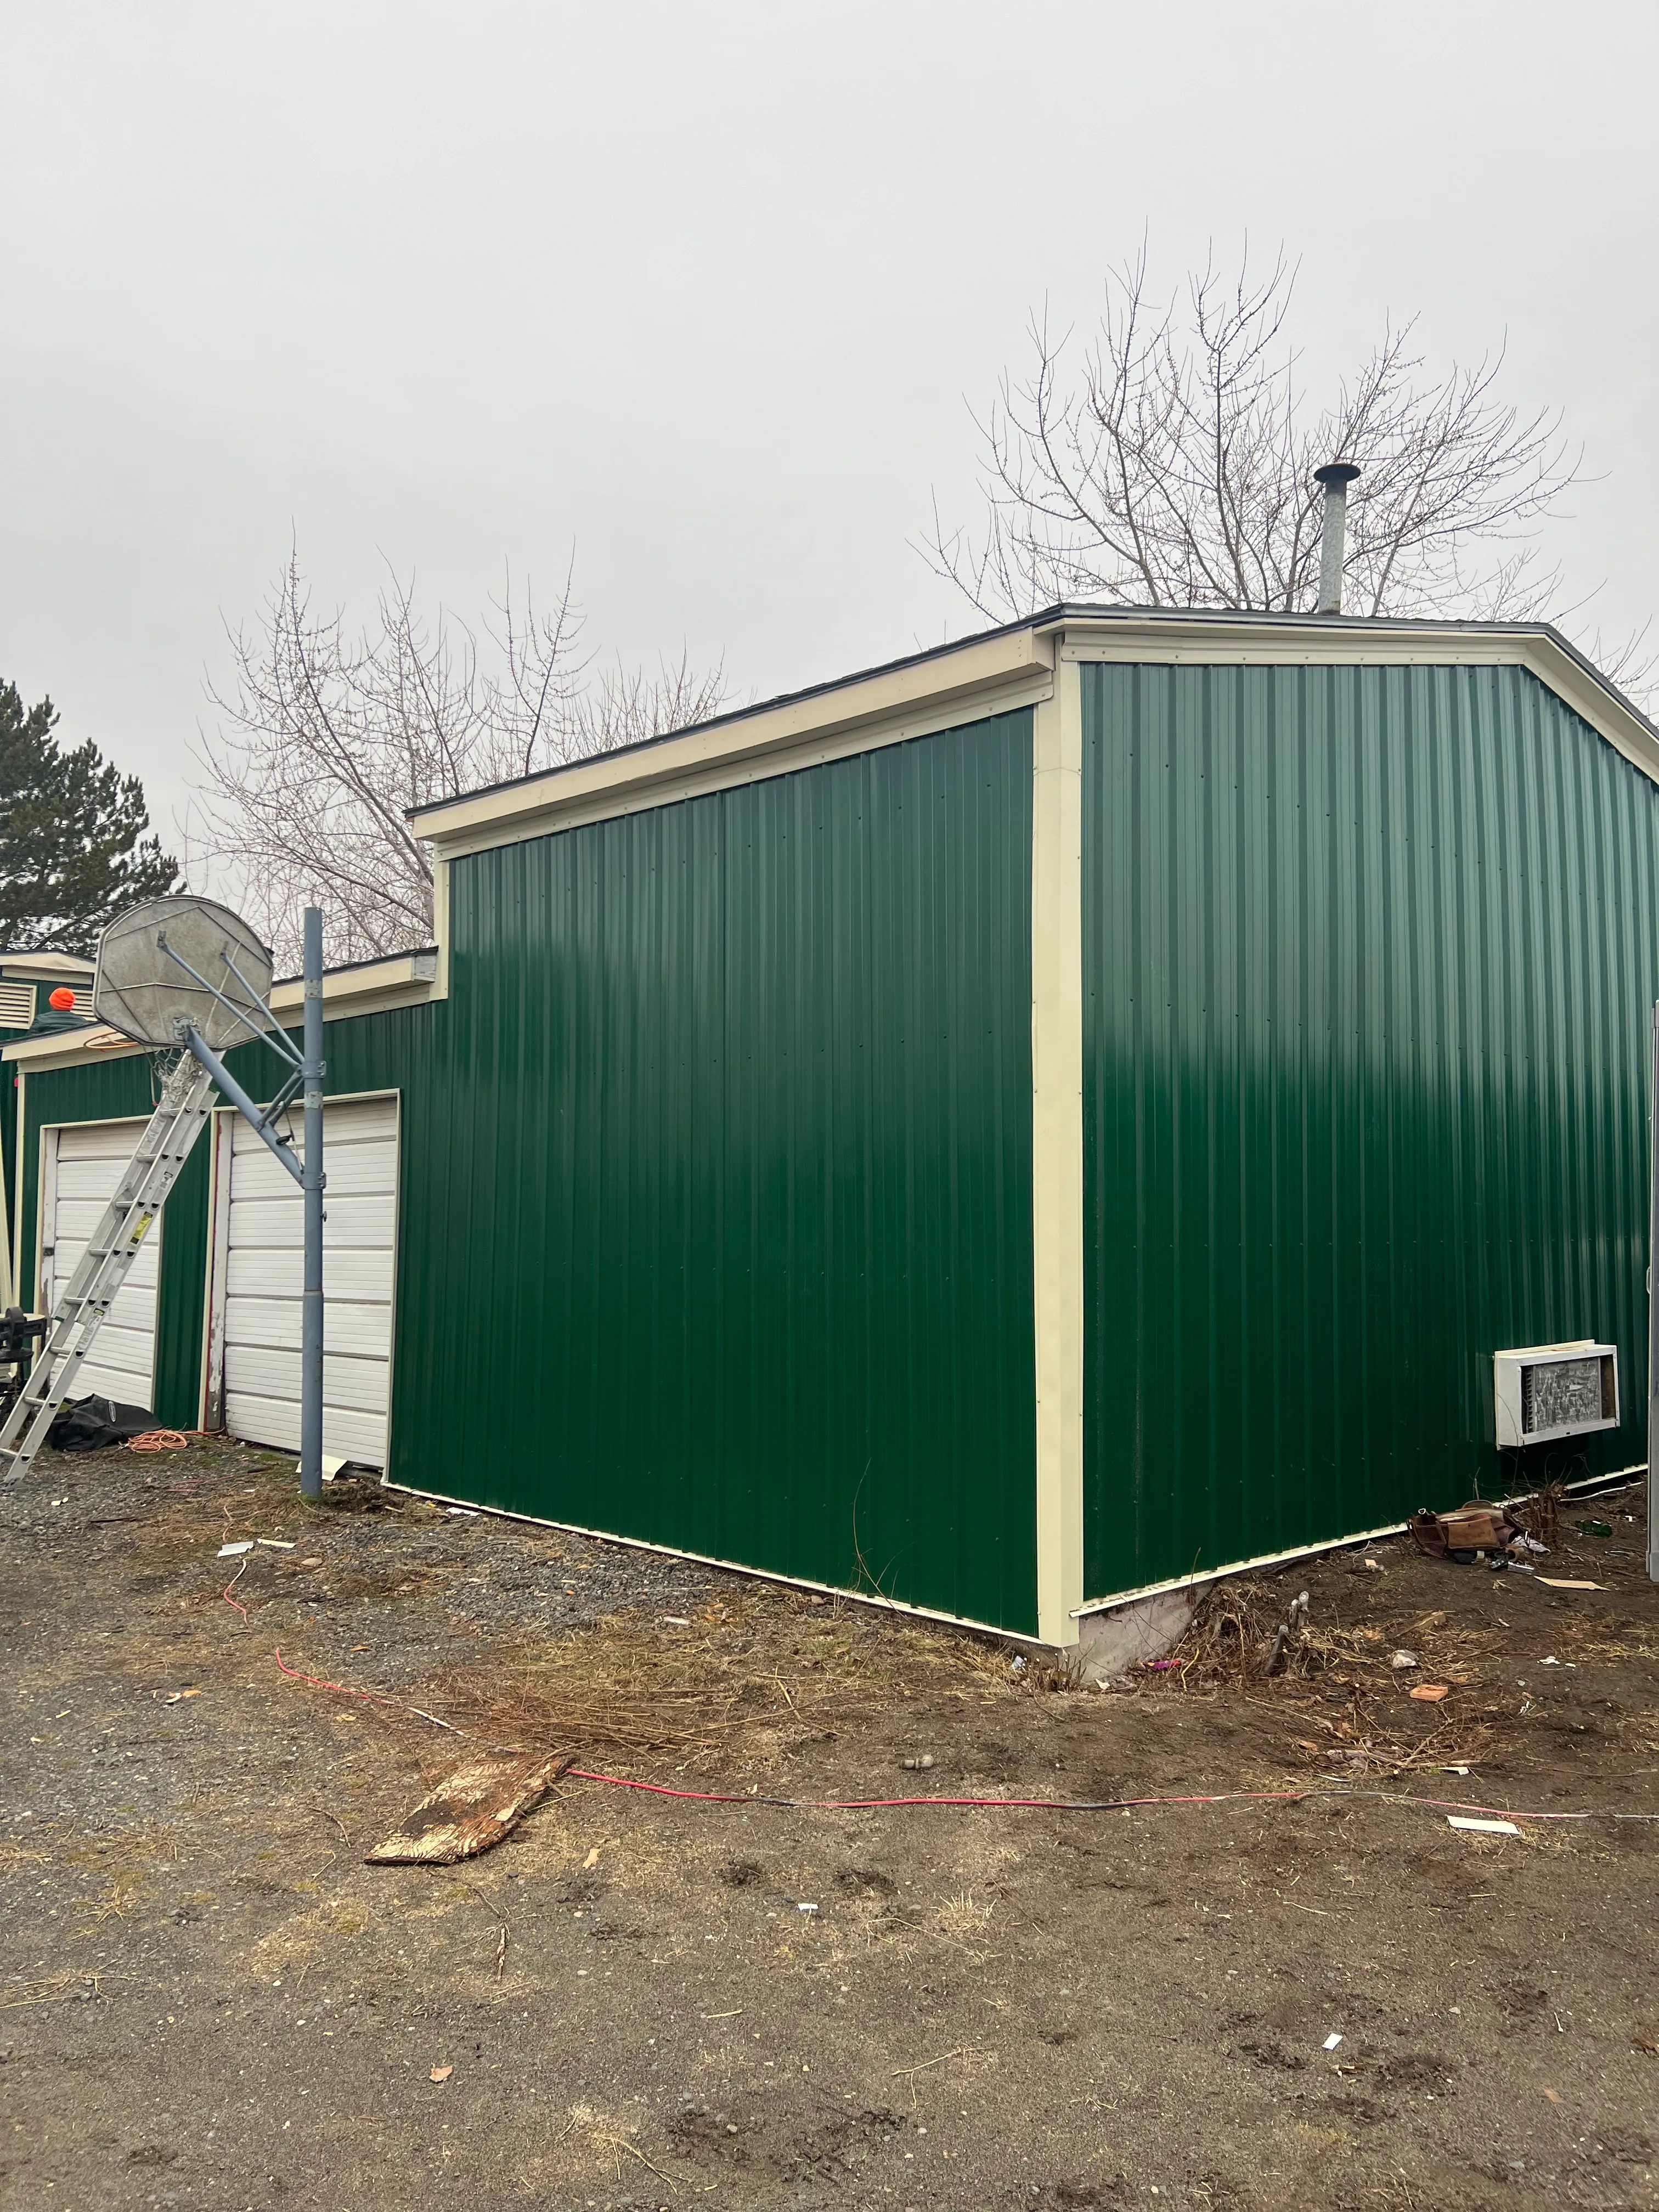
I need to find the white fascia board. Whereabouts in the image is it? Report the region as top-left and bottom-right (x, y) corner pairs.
(381, 1474), (1051, 1649)
(1, 951), (442, 1070)
(1074, 1463), (1647, 1616)
(412, 611), (1659, 862)
(0, 952), (95, 983)
(413, 628), (1058, 858)
(267, 949), (442, 1020)
(1, 1025), (145, 1071)
(1030, 657), (1085, 1649)
(1055, 616), (1659, 791)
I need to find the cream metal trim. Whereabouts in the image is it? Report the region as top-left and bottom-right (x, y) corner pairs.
(1056, 619), (1659, 791)
(1075, 1520), (1415, 1616)
(380, 1475), (1049, 1649)
(202, 1110), (234, 1431)
(1, 950), (442, 1074)
(431, 858), (452, 1000)
(1030, 654), (1085, 1649)
(3, 1025), (154, 1072)
(1073, 1462), (1647, 1617)
(428, 675), (1056, 859)
(413, 630), (1059, 855)
(269, 950), (439, 1021)
(0, 952), (95, 984)
(410, 612), (1659, 864)
(36, 1125), (57, 1321)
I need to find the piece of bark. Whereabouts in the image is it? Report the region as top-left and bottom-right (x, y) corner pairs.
(365, 1753), (571, 1865)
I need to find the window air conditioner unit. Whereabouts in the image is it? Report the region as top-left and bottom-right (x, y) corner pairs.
(1493, 1341), (1618, 1449)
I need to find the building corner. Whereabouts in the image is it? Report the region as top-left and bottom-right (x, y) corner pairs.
(1031, 648), (1085, 1647)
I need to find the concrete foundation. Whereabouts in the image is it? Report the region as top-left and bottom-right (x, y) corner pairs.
(1072, 1588), (1198, 1684)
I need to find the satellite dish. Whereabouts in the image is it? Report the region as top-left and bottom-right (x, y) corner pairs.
(93, 896), (275, 1051)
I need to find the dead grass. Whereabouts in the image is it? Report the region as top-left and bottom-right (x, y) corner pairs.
(347, 1586), (1020, 1776)
(1, 1966), (114, 2008)
(556, 2102), (683, 2190)
(932, 1888), (996, 1943)
(0, 1837), (56, 1877)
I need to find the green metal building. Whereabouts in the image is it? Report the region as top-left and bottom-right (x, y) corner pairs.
(7, 610), (1658, 1647)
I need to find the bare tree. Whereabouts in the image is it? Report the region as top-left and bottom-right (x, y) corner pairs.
(922, 246), (1583, 628)
(191, 553), (726, 966)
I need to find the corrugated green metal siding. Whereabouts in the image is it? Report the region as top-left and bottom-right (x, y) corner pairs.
(1083, 661), (1659, 1600)
(395, 713), (1037, 1632)
(16, 1053), (210, 1428)
(2, 1062), (17, 1244)
(18, 711), (1038, 1633)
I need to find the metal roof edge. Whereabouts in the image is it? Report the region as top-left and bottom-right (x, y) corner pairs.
(409, 622), (1058, 849)
(1517, 628), (1659, 786)
(408, 605), (1659, 854)
(1049, 609), (1659, 783)
(2, 1023), (143, 1071)
(0, 951), (97, 981)
(407, 609), (1054, 830)
(2, 949), (443, 1070)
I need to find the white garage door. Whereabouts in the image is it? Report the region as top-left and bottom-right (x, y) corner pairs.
(214, 1094), (399, 1466)
(38, 1119), (159, 1409)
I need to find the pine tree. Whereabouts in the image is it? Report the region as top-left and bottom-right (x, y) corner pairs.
(0, 681), (179, 955)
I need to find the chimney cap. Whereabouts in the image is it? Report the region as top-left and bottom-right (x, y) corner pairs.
(1314, 461), (1362, 488)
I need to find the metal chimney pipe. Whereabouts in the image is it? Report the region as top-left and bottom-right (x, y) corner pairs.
(1313, 461), (1361, 614)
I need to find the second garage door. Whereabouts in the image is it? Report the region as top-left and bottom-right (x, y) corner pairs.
(210, 1093), (399, 1466)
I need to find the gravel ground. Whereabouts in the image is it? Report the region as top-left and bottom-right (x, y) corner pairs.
(3, 1440), (1658, 2212)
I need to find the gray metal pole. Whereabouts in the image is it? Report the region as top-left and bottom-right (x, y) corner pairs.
(300, 907), (326, 1503)
(1649, 1001), (1658, 1581)
(178, 1030), (303, 1184)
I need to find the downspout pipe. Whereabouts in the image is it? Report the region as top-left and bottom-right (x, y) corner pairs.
(1313, 461), (1362, 615)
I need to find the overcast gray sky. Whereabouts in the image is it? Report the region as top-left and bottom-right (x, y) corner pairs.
(3, 2), (1655, 843)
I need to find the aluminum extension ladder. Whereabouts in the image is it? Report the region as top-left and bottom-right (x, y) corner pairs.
(0, 1053), (215, 1484)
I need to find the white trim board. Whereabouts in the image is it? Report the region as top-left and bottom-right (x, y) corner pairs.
(0, 953), (93, 984)
(410, 611), (1658, 861)
(1030, 656), (1085, 1648)
(421, 670), (1056, 860)
(1073, 1462), (1648, 1617)
(1054, 621), (1659, 789)
(411, 625), (1056, 851)
(380, 1476), (1052, 1652)
(1, 950), (443, 1076)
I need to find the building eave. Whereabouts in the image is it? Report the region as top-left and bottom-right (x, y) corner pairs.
(1, 949), (442, 1071)
(407, 607), (1659, 860)
(0, 951), (97, 984)
(410, 622), (1058, 856)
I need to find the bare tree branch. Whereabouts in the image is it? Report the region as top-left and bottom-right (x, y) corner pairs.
(919, 244), (1583, 633)
(187, 551), (727, 965)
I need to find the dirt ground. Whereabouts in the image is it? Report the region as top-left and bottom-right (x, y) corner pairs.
(3, 1444), (1657, 2212)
